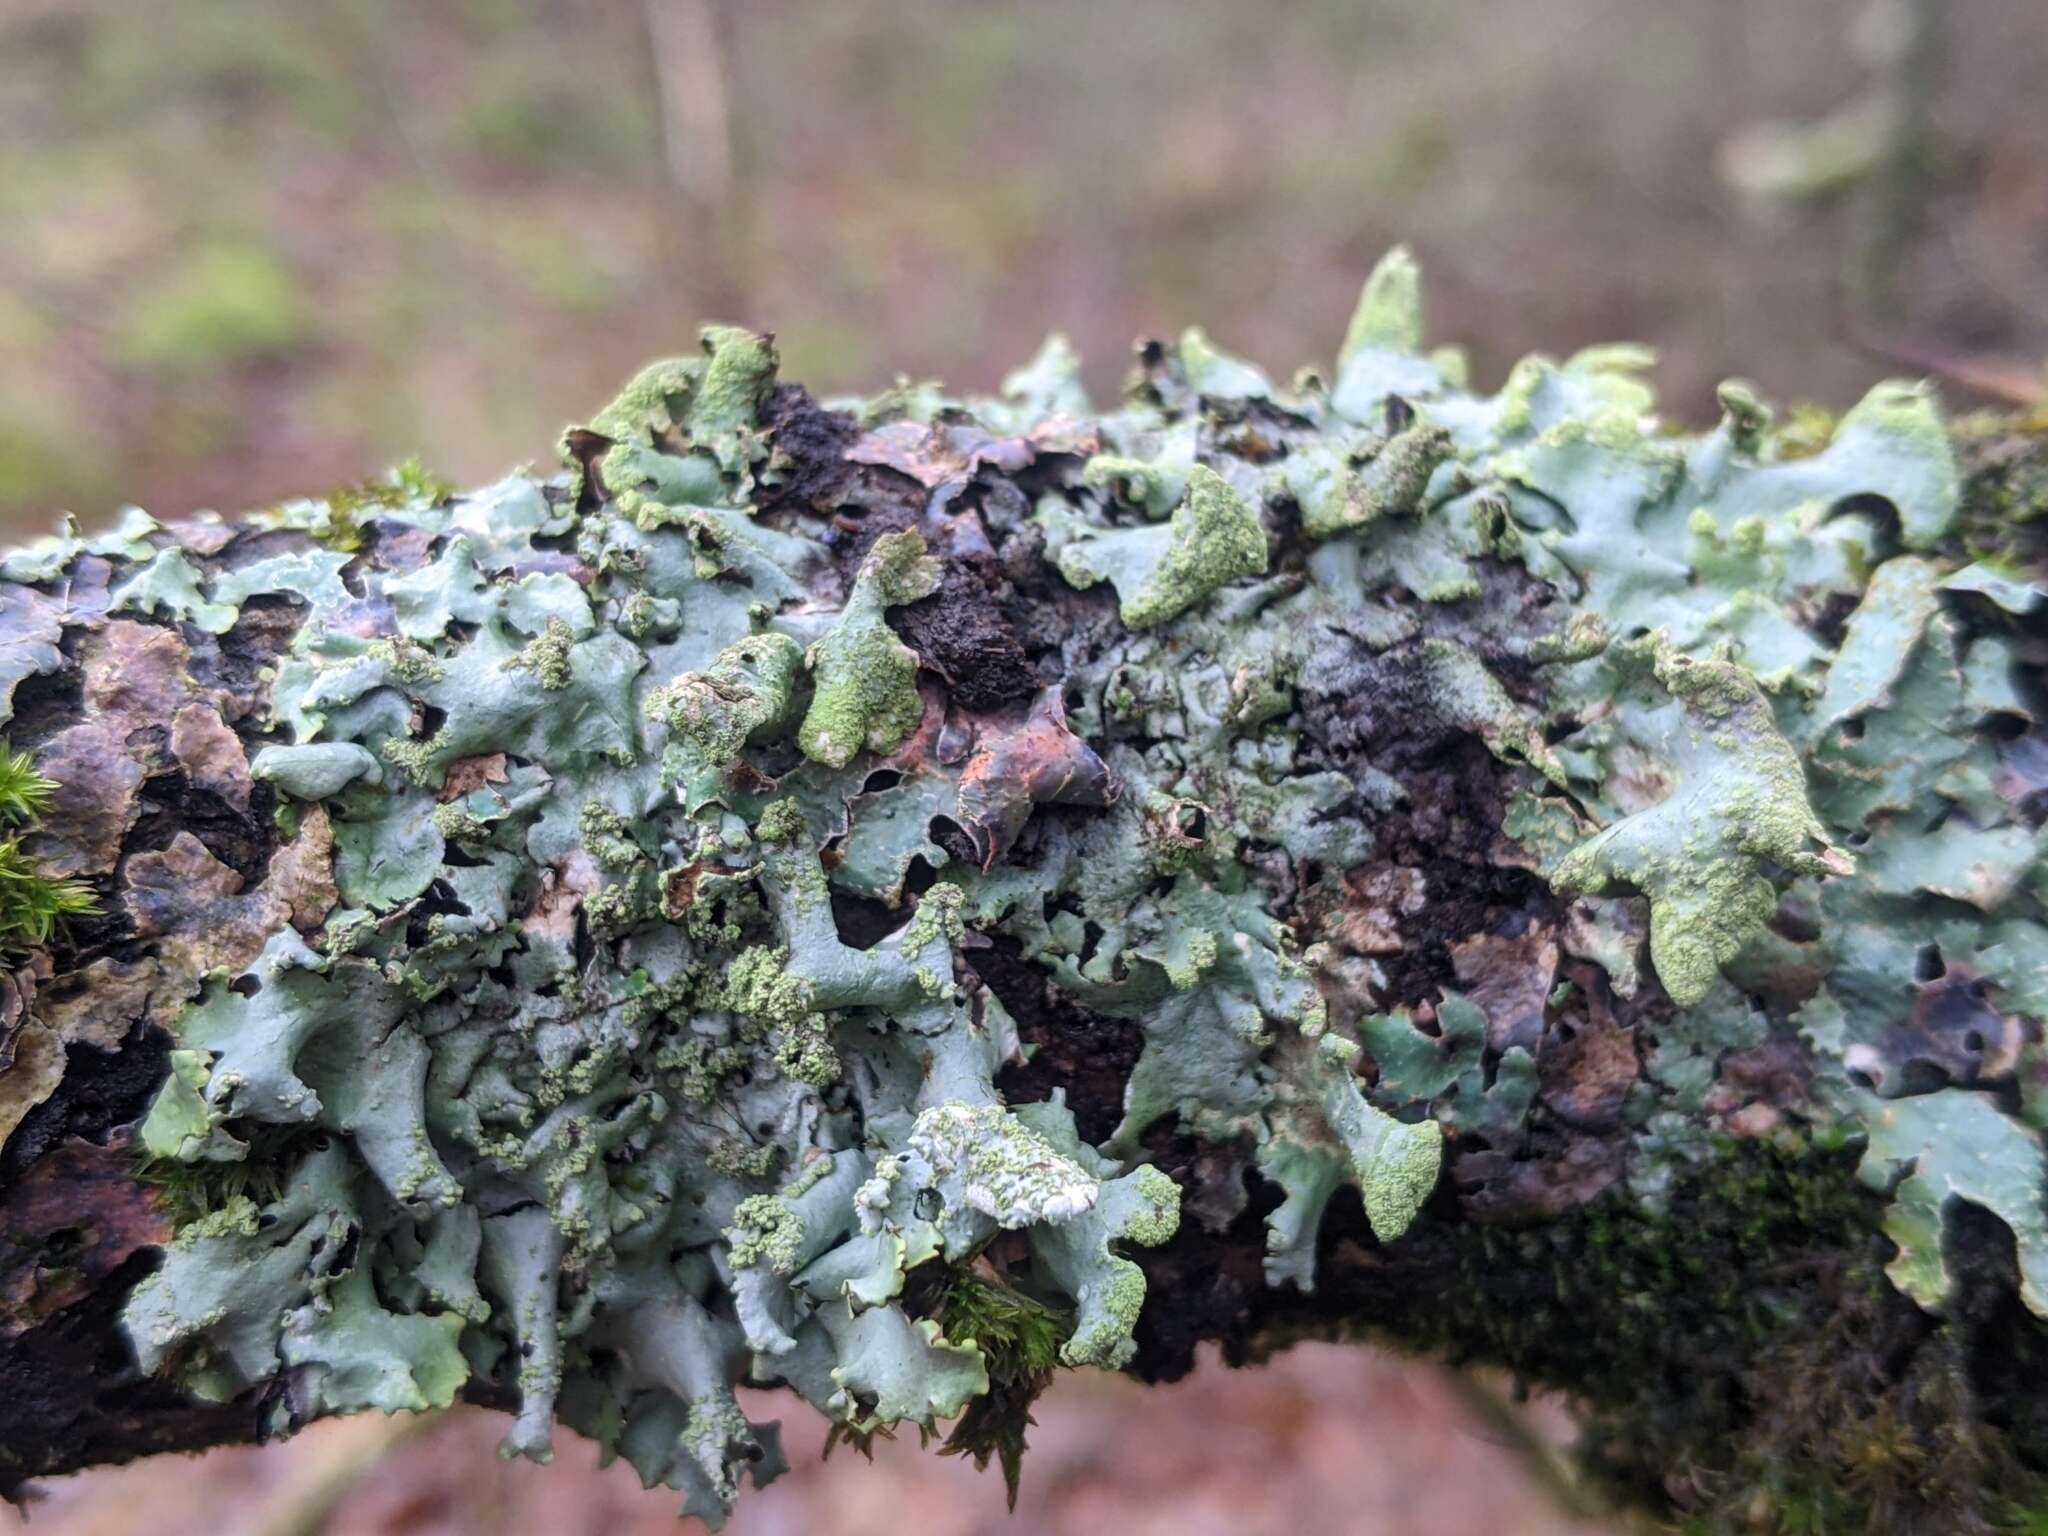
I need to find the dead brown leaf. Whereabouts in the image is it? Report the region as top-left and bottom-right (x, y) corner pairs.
(953, 688), (1116, 867)
(847, 420), (1038, 491)
(271, 804), (338, 933)
(1456, 1136), (1622, 1222)
(1538, 967), (1638, 1133)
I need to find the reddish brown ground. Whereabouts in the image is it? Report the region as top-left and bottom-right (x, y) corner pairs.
(5, 1345), (1610, 1536)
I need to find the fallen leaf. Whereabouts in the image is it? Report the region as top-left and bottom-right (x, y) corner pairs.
(953, 689), (1117, 867)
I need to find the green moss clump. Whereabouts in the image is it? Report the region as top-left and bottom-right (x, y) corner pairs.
(1291, 1143), (2048, 1534)
(934, 1270), (1074, 1508)
(0, 746), (95, 953)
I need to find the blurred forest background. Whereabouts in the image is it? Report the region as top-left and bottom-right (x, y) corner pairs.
(1, 0), (2044, 1531)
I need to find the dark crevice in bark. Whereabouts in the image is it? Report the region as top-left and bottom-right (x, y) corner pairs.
(0, 1025), (170, 1186)
(981, 935), (1142, 1148)
(0, 1249), (265, 1497)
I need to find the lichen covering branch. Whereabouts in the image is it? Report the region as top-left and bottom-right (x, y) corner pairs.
(2, 248), (2045, 1532)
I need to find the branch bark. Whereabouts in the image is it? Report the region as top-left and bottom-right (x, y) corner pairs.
(2, 300), (2046, 1534)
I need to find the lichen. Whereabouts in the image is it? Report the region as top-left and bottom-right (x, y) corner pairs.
(501, 615), (574, 690)
(1550, 639), (1852, 1008)
(1055, 463), (1268, 629)
(646, 631), (805, 807)
(797, 529), (938, 765)
(39, 247), (2032, 1529)
(1279, 421), (1453, 539)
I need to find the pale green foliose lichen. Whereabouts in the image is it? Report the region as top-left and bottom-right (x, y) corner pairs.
(797, 529), (939, 766)
(1550, 639), (1853, 1008)
(86, 246), (2041, 1526)
(1054, 464), (1268, 629)
(646, 631), (805, 809)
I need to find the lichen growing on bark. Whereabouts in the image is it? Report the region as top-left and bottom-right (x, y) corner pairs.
(1, 251), (2046, 1532)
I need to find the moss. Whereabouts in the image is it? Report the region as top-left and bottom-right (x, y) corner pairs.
(1955, 419), (2048, 565)
(328, 458), (453, 518)
(1275, 1141), (2048, 1533)
(137, 1121), (303, 1230)
(933, 1269), (1074, 1509)
(0, 746), (96, 953)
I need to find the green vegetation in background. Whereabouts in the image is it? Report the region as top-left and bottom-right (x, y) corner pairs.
(115, 242), (314, 375)
(14, 0), (2034, 540)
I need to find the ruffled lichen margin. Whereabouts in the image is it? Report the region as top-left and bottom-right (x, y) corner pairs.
(2, 251), (2048, 1530)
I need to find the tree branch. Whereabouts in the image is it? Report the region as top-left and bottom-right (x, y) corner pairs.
(3, 265), (2047, 1533)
